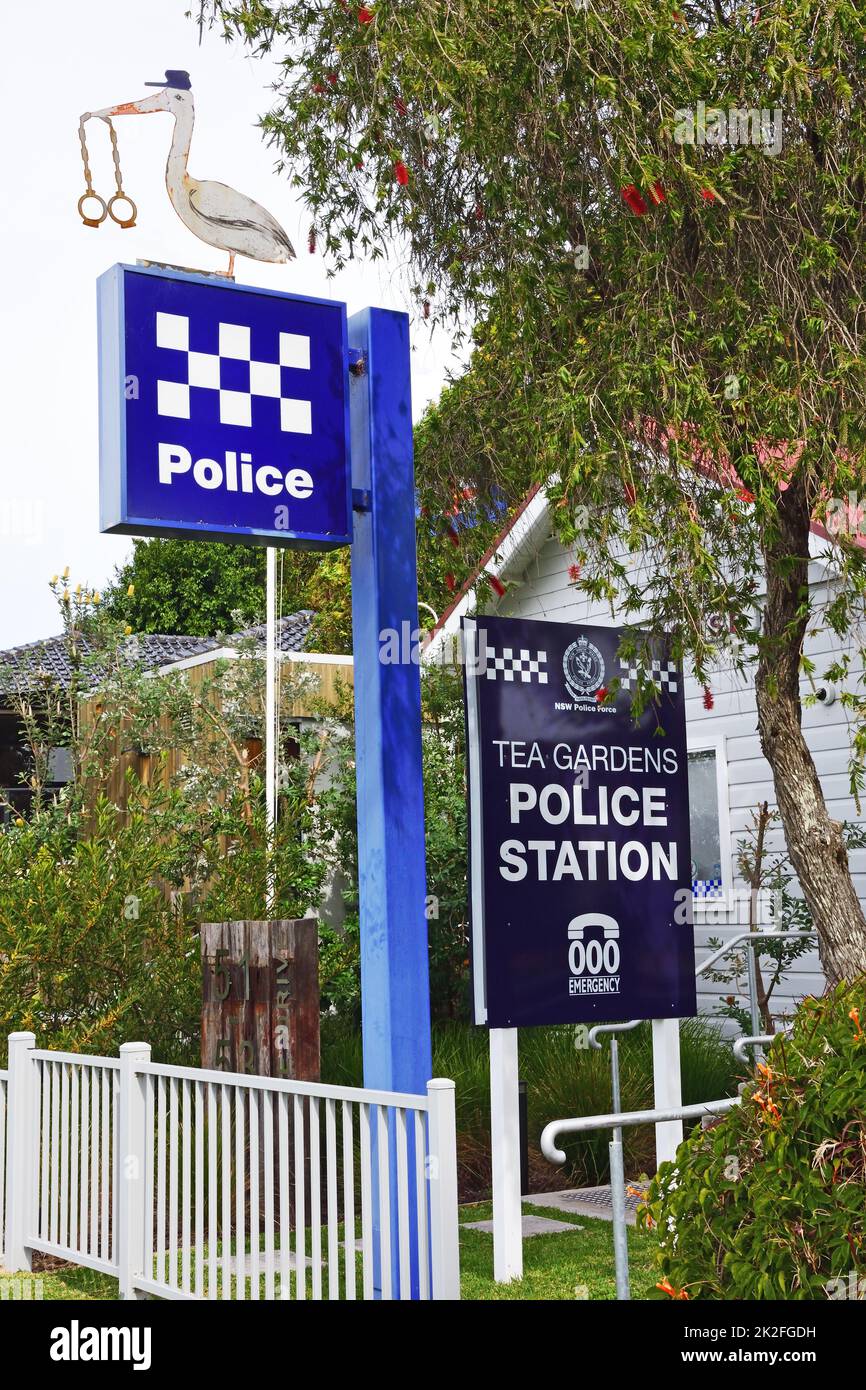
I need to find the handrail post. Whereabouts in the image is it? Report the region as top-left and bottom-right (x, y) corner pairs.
(427, 1078), (460, 1300)
(608, 1039), (630, 1300)
(117, 1042), (150, 1300)
(5, 1032), (36, 1271)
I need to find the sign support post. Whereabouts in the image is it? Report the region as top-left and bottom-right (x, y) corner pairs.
(651, 1018), (683, 1166)
(490, 1027), (523, 1282)
(265, 546), (277, 914)
(349, 307), (432, 1296)
(347, 306), (431, 1097)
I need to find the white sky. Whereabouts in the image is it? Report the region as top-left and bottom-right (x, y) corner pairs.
(0, 0), (463, 649)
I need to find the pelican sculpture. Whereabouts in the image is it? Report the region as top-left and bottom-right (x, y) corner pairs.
(81, 70), (295, 276)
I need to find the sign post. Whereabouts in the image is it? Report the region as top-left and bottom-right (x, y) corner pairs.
(348, 307), (431, 1297)
(463, 614), (696, 1280)
(99, 267), (431, 1297)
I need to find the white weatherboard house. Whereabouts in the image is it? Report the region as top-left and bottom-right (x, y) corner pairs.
(429, 488), (866, 1024)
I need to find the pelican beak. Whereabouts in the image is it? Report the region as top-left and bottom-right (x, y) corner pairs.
(86, 90), (171, 120)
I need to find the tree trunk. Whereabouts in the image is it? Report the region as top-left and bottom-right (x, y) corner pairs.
(754, 473), (866, 987)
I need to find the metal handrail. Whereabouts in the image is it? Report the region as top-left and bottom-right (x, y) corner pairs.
(587, 929), (817, 1050)
(695, 929), (817, 977)
(732, 1024), (792, 1063)
(541, 1097), (741, 1165)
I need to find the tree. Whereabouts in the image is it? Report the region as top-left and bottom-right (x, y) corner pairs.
(197, 0), (866, 983)
(105, 537), (324, 638)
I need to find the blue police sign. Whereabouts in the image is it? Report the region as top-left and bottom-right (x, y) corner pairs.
(463, 614), (697, 1027)
(98, 264), (351, 547)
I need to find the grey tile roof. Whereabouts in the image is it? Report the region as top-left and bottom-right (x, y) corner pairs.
(228, 610), (315, 654)
(0, 611), (315, 696)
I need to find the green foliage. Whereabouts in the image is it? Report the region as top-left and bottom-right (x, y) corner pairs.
(0, 792), (199, 1062)
(642, 980), (866, 1299)
(106, 538), (268, 636)
(0, 581), (330, 1060)
(197, 0), (866, 757)
(315, 663), (470, 1021)
(105, 537), (331, 643)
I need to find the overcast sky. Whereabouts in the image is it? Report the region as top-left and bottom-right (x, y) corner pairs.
(0, 0), (461, 649)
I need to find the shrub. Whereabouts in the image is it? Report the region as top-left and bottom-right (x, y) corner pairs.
(643, 980), (866, 1300)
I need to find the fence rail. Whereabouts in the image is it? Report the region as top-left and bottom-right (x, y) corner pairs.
(1, 1035), (460, 1302)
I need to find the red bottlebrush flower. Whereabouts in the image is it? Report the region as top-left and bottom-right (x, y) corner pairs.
(736, 486), (755, 503)
(358, 5), (374, 22)
(649, 179), (666, 205)
(355, 160), (364, 170)
(312, 82), (326, 95)
(327, 71), (338, 85)
(422, 299), (431, 319)
(394, 96), (408, 117)
(595, 686), (609, 703)
(446, 526), (460, 548)
(703, 686), (714, 710)
(307, 225), (317, 254)
(568, 563), (582, 582)
(624, 481), (637, 504)
(474, 202), (485, 221)
(701, 188), (717, 202)
(445, 573), (456, 592)
(394, 160), (410, 185)
(621, 184), (648, 216)
(488, 574), (506, 598)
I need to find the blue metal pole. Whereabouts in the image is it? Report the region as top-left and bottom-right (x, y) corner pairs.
(348, 307), (432, 1295)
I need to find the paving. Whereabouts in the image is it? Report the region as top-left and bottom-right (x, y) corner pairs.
(526, 1183), (649, 1228)
(462, 1213), (584, 1237)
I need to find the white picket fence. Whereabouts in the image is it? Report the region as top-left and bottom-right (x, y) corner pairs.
(0, 1034), (460, 1301)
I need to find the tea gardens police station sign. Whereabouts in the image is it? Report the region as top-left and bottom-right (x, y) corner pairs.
(463, 615), (697, 1028)
(98, 263), (351, 546)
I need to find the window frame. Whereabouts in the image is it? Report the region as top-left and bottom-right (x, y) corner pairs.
(686, 731), (733, 913)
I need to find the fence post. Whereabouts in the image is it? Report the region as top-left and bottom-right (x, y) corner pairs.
(427, 1078), (460, 1300)
(117, 1043), (150, 1300)
(5, 1032), (36, 1271)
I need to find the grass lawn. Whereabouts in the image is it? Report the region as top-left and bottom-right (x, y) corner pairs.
(9, 1205), (660, 1302)
(459, 1202), (659, 1300)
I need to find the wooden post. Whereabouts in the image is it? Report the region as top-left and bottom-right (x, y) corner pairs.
(201, 920), (319, 1080)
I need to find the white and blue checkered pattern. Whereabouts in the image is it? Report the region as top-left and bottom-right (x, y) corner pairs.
(485, 647), (548, 683)
(692, 876), (723, 899)
(154, 312), (312, 434)
(618, 658), (678, 695)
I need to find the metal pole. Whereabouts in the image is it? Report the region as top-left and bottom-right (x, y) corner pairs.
(265, 546), (277, 916)
(608, 1038), (630, 1301)
(518, 1079), (529, 1197)
(745, 938), (765, 1065)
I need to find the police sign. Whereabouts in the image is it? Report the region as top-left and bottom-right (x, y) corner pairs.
(463, 615), (696, 1027)
(98, 264), (351, 547)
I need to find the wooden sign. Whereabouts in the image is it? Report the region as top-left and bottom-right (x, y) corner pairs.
(201, 919), (319, 1080)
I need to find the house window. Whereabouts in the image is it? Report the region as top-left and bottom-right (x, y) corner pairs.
(687, 738), (730, 905)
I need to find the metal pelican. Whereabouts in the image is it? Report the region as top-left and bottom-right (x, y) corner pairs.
(81, 70), (295, 276)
